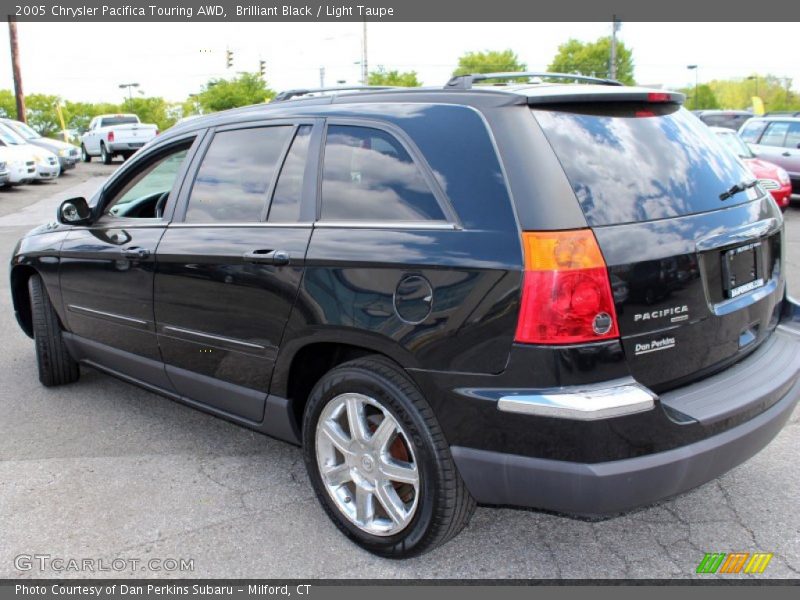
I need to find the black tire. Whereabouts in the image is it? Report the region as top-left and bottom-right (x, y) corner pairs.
(100, 143), (112, 165)
(28, 275), (80, 387)
(80, 144), (91, 163)
(302, 356), (475, 558)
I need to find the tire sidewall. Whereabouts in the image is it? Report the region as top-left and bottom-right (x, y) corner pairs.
(303, 364), (441, 556)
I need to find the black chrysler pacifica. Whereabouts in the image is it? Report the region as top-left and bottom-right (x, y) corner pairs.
(10, 73), (800, 557)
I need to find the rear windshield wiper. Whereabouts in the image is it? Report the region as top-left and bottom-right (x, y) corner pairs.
(719, 179), (759, 201)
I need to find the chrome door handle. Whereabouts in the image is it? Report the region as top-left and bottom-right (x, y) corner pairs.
(122, 247), (150, 259)
(242, 249), (290, 266)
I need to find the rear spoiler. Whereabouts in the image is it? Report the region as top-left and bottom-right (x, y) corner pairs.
(527, 89), (685, 106)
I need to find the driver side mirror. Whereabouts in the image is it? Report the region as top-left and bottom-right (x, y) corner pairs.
(58, 197), (92, 226)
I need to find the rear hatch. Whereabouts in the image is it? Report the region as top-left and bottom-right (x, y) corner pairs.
(532, 95), (785, 392)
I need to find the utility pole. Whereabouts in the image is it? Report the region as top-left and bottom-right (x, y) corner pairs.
(687, 65), (698, 109)
(361, 20), (368, 85)
(609, 15), (620, 80)
(7, 18), (26, 123)
(319, 66), (325, 88)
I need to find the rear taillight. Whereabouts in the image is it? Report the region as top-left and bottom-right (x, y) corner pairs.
(515, 230), (620, 345)
(155, 129), (160, 135)
(107, 130), (115, 142)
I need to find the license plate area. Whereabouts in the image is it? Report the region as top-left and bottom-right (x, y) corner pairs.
(721, 241), (764, 299)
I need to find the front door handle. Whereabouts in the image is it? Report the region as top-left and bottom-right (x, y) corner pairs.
(242, 249), (290, 266)
(781, 151), (791, 157)
(122, 246), (150, 259)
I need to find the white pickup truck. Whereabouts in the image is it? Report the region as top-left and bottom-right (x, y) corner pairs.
(80, 114), (158, 164)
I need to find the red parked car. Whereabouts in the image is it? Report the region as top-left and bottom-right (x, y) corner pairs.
(711, 126), (792, 211)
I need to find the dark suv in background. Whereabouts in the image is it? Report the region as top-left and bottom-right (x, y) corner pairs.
(10, 73), (800, 558)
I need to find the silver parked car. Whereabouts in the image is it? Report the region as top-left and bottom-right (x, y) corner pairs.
(0, 118), (80, 173)
(739, 116), (800, 195)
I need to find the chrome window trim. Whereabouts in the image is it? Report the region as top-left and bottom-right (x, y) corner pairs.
(168, 222), (313, 229)
(314, 220), (457, 230)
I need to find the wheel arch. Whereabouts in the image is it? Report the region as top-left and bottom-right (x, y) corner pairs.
(10, 264), (39, 338)
(272, 331), (420, 434)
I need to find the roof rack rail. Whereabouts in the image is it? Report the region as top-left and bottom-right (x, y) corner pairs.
(445, 72), (623, 89)
(273, 85), (399, 102)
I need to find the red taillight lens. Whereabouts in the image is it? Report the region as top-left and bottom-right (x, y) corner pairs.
(107, 130), (115, 142)
(515, 230), (620, 345)
(155, 129), (160, 135)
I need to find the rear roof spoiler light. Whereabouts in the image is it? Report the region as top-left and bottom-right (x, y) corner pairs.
(527, 90), (685, 106)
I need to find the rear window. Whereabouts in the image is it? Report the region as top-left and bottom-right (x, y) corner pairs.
(533, 106), (755, 226)
(101, 116), (139, 127)
(698, 113), (751, 130)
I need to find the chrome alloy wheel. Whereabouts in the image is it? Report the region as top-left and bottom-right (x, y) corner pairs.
(315, 392), (420, 536)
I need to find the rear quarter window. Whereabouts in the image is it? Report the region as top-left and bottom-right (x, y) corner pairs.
(533, 106), (756, 226)
(739, 120), (767, 143)
(320, 125), (446, 222)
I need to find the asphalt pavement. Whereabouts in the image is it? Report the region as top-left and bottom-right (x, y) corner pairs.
(0, 166), (798, 579)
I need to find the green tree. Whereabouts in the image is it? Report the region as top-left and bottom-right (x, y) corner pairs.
(121, 96), (177, 131)
(548, 37), (635, 85)
(25, 94), (62, 137)
(62, 101), (122, 134)
(0, 89), (17, 118)
(195, 72), (275, 113)
(453, 49), (526, 78)
(680, 84), (719, 110)
(368, 67), (420, 87)
(707, 74), (799, 112)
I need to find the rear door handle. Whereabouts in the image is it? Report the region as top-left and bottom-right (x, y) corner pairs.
(781, 151), (791, 157)
(242, 249), (290, 266)
(122, 246), (150, 259)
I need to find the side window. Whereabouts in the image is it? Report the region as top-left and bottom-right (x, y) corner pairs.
(321, 125), (446, 222)
(104, 144), (191, 219)
(739, 121), (766, 143)
(759, 122), (790, 147)
(185, 126), (293, 223)
(784, 123), (800, 149)
(268, 125), (312, 223)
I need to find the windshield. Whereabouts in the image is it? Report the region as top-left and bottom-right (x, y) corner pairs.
(6, 120), (41, 140)
(100, 116), (139, 127)
(0, 126), (24, 145)
(714, 130), (754, 159)
(533, 106), (756, 226)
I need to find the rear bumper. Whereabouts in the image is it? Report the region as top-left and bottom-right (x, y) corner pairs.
(450, 305), (800, 515)
(452, 380), (798, 515)
(107, 142), (146, 152)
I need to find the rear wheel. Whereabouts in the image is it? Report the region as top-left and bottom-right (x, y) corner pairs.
(100, 143), (112, 165)
(80, 144), (91, 163)
(303, 356), (475, 558)
(28, 274), (79, 387)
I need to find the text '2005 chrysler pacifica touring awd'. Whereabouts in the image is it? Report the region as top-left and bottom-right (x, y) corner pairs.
(10, 73), (800, 557)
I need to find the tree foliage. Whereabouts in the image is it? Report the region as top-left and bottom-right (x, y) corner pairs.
(548, 37), (635, 85)
(368, 67), (420, 87)
(705, 74), (799, 112)
(680, 84), (720, 110)
(195, 72), (275, 113)
(453, 49), (526, 77)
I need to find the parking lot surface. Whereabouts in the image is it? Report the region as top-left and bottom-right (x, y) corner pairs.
(1, 168), (798, 579)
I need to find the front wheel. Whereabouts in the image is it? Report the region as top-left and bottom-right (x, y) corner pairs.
(80, 144), (91, 162)
(28, 274), (80, 387)
(303, 356), (475, 558)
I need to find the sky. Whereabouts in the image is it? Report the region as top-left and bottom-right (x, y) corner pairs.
(0, 21), (797, 103)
